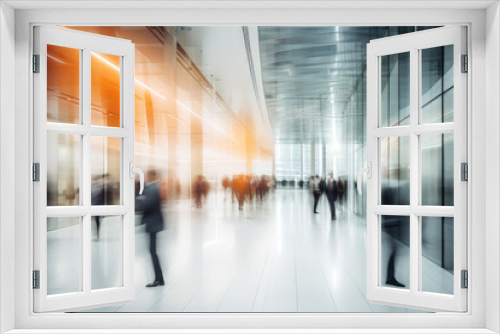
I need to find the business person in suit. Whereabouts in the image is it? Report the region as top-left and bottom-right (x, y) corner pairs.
(325, 172), (339, 220)
(136, 169), (165, 287)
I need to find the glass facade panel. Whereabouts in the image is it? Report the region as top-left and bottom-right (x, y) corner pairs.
(380, 52), (410, 127)
(47, 45), (80, 124)
(91, 52), (121, 127)
(91, 136), (121, 206)
(381, 215), (410, 289)
(47, 133), (80, 206)
(47, 217), (81, 295)
(380, 136), (410, 206)
(421, 133), (454, 206)
(91, 215), (122, 290)
(421, 217), (454, 295)
(421, 45), (454, 124)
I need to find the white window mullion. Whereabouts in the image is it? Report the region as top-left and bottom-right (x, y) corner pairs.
(372, 205), (411, 215)
(413, 123), (454, 135)
(82, 47), (92, 296)
(409, 47), (419, 295)
(46, 123), (88, 135)
(372, 126), (411, 138)
(90, 126), (130, 138)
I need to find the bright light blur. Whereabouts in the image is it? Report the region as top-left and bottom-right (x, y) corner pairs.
(47, 27), (274, 206)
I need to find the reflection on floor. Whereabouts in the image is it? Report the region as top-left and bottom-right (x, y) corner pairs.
(48, 188), (454, 312)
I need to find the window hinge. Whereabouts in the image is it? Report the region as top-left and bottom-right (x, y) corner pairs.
(33, 54), (40, 73)
(461, 162), (468, 181)
(461, 54), (468, 73)
(33, 270), (40, 289)
(461, 270), (468, 289)
(33, 163), (40, 182)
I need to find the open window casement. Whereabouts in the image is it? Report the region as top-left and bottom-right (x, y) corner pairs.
(33, 26), (141, 312)
(362, 26), (467, 312)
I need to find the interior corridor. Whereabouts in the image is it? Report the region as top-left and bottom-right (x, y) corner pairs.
(50, 188), (452, 313)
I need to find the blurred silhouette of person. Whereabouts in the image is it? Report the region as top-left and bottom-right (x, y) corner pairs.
(193, 175), (204, 208)
(381, 185), (405, 288)
(234, 174), (247, 210)
(136, 169), (165, 287)
(326, 172), (339, 220)
(312, 175), (322, 214)
(338, 177), (346, 210)
(91, 175), (104, 241)
(222, 176), (230, 201)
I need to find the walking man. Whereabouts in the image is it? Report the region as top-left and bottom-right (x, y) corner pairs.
(136, 169), (165, 287)
(313, 175), (322, 214)
(326, 172), (339, 220)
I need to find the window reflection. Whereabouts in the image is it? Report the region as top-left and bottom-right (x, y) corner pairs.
(421, 45), (454, 124)
(381, 52), (410, 127)
(421, 133), (454, 206)
(91, 52), (121, 127)
(380, 136), (410, 206)
(47, 45), (80, 124)
(47, 133), (80, 206)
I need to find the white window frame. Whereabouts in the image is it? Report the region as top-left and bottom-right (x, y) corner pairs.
(365, 26), (467, 312)
(1, 2), (497, 333)
(33, 25), (136, 312)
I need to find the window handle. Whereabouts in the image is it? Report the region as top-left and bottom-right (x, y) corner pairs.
(129, 162), (145, 195)
(357, 162), (372, 195)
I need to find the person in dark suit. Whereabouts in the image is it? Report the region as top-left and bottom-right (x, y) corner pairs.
(326, 172), (339, 220)
(381, 185), (406, 288)
(312, 175), (322, 213)
(136, 169), (165, 287)
(91, 175), (104, 241)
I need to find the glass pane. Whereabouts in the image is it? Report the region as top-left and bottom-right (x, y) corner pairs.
(91, 215), (122, 290)
(421, 133), (454, 206)
(421, 217), (454, 294)
(47, 217), (81, 295)
(380, 52), (410, 127)
(91, 136), (121, 205)
(47, 133), (80, 206)
(380, 136), (410, 205)
(381, 215), (410, 289)
(91, 52), (121, 127)
(421, 45), (454, 124)
(47, 45), (80, 124)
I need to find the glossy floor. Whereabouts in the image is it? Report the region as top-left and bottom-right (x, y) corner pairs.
(53, 188), (453, 312)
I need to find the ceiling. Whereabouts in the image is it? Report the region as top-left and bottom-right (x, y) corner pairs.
(259, 26), (391, 145)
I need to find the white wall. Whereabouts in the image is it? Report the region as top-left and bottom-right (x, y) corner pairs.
(0, 2), (16, 333)
(485, 2), (500, 333)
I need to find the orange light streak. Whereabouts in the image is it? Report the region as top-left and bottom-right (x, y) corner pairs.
(91, 52), (168, 101)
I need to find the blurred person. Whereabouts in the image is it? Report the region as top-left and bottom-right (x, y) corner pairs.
(91, 175), (104, 241)
(338, 177), (346, 209)
(381, 185), (405, 288)
(312, 175), (322, 214)
(234, 174), (248, 211)
(193, 175), (204, 208)
(136, 169), (165, 287)
(326, 172), (339, 220)
(256, 176), (266, 201)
